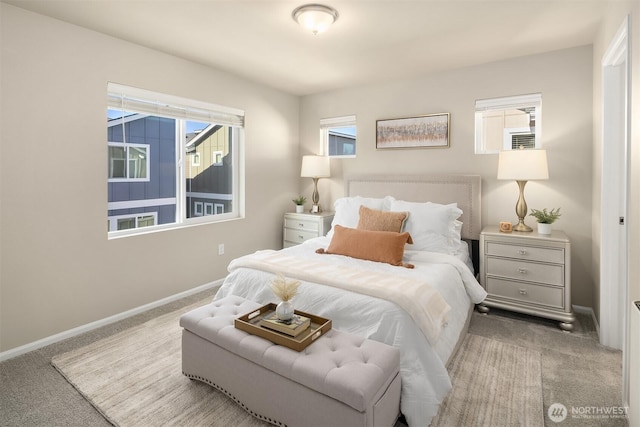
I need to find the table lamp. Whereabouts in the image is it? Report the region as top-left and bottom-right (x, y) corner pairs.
(497, 148), (548, 232)
(300, 155), (330, 213)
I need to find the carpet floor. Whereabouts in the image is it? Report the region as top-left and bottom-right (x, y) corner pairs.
(50, 298), (543, 427)
(1, 287), (626, 427)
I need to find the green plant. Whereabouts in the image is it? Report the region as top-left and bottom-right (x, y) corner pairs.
(292, 195), (306, 206)
(529, 208), (561, 224)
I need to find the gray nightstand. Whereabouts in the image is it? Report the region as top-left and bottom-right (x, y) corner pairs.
(283, 211), (334, 248)
(478, 225), (575, 331)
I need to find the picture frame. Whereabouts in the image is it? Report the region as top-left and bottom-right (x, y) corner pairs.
(376, 113), (450, 149)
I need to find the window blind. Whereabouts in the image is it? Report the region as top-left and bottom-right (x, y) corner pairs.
(107, 82), (244, 128)
(320, 115), (356, 129)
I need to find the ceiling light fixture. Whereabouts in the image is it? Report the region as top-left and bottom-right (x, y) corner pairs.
(292, 4), (339, 35)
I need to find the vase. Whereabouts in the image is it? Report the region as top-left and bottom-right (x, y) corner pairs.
(537, 223), (552, 235)
(276, 300), (294, 321)
(295, 205), (304, 213)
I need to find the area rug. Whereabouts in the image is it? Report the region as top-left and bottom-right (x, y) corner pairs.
(430, 334), (543, 427)
(52, 300), (543, 427)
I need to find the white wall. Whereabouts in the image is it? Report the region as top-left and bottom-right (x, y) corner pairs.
(300, 46), (595, 308)
(0, 4), (300, 352)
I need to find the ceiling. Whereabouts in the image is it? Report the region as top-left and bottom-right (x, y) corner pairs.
(3, 0), (608, 96)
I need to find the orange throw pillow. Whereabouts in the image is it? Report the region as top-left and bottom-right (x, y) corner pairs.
(357, 205), (408, 233)
(317, 225), (414, 268)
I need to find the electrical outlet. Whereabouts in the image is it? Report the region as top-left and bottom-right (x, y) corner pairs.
(218, 243), (224, 255)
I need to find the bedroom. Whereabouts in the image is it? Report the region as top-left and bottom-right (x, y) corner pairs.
(0, 0), (639, 425)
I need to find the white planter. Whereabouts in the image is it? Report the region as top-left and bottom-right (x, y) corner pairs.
(295, 205), (304, 213)
(537, 223), (552, 235)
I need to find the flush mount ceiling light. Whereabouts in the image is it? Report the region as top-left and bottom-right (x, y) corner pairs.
(292, 4), (339, 35)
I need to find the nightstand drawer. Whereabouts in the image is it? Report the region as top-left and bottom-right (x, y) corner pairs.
(486, 242), (564, 264)
(284, 228), (317, 244)
(487, 277), (564, 309)
(486, 257), (564, 286)
(284, 218), (320, 233)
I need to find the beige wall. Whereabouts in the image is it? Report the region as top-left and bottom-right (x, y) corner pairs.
(300, 46), (595, 308)
(0, 4), (300, 352)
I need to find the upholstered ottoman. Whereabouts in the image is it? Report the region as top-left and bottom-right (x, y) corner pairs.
(180, 295), (401, 427)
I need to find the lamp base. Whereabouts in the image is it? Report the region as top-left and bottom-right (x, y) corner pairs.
(513, 221), (533, 232)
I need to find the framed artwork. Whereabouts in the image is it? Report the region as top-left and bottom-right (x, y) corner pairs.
(376, 113), (450, 149)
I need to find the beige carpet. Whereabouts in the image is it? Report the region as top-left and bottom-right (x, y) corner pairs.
(52, 299), (543, 427)
(430, 334), (543, 426)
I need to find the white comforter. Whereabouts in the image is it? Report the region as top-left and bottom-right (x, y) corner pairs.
(215, 236), (487, 426)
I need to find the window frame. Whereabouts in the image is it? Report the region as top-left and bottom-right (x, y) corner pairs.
(107, 82), (245, 239)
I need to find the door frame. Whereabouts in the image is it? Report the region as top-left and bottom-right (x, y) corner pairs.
(600, 15), (630, 403)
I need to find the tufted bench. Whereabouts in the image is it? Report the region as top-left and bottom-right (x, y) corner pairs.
(180, 295), (401, 427)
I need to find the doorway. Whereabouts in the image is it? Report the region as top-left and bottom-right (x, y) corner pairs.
(600, 15), (630, 402)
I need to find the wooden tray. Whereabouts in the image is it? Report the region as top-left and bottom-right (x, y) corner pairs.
(234, 303), (332, 352)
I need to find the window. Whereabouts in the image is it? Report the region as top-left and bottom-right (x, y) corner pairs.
(108, 213), (157, 231)
(213, 150), (223, 166)
(107, 83), (244, 237)
(320, 115), (356, 157)
(474, 93), (542, 154)
(108, 143), (149, 181)
(191, 152), (201, 167)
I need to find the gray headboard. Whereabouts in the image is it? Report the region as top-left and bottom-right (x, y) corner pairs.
(345, 174), (482, 240)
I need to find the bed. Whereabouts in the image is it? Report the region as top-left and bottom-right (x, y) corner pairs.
(214, 174), (487, 426)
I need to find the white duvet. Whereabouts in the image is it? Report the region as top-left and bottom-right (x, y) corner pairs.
(215, 236), (487, 427)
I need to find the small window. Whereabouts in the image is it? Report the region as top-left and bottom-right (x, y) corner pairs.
(213, 151), (223, 166)
(191, 152), (201, 167)
(194, 202), (203, 216)
(108, 143), (149, 181)
(204, 202), (214, 215)
(475, 93), (542, 154)
(215, 203), (224, 214)
(108, 213), (157, 231)
(320, 115), (356, 157)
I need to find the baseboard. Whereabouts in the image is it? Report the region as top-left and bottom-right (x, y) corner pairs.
(572, 304), (600, 338)
(0, 280), (222, 363)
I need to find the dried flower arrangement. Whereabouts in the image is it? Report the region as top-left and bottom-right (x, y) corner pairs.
(270, 273), (301, 302)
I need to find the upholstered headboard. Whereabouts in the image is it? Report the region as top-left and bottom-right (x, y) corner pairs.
(345, 174), (482, 240)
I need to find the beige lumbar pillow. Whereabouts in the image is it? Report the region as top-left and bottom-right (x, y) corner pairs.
(357, 205), (408, 233)
(317, 225), (414, 268)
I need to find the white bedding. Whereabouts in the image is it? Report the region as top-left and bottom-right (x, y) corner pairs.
(215, 236), (487, 426)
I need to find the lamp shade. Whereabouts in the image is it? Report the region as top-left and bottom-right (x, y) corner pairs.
(301, 155), (330, 178)
(497, 149), (549, 180)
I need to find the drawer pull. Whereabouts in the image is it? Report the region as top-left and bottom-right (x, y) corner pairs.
(298, 223), (305, 228)
(518, 268), (528, 274)
(297, 235), (304, 240)
(518, 249), (528, 255)
(519, 289), (528, 295)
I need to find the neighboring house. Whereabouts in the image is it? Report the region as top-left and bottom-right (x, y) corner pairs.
(185, 124), (233, 217)
(107, 113), (177, 231)
(107, 114), (233, 232)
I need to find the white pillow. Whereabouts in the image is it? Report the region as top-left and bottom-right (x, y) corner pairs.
(389, 199), (463, 253)
(327, 196), (387, 239)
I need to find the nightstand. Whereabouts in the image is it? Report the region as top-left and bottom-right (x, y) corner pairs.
(478, 225), (575, 331)
(283, 211), (334, 248)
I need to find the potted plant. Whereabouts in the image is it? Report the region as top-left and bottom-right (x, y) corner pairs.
(529, 208), (561, 235)
(292, 195), (306, 213)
